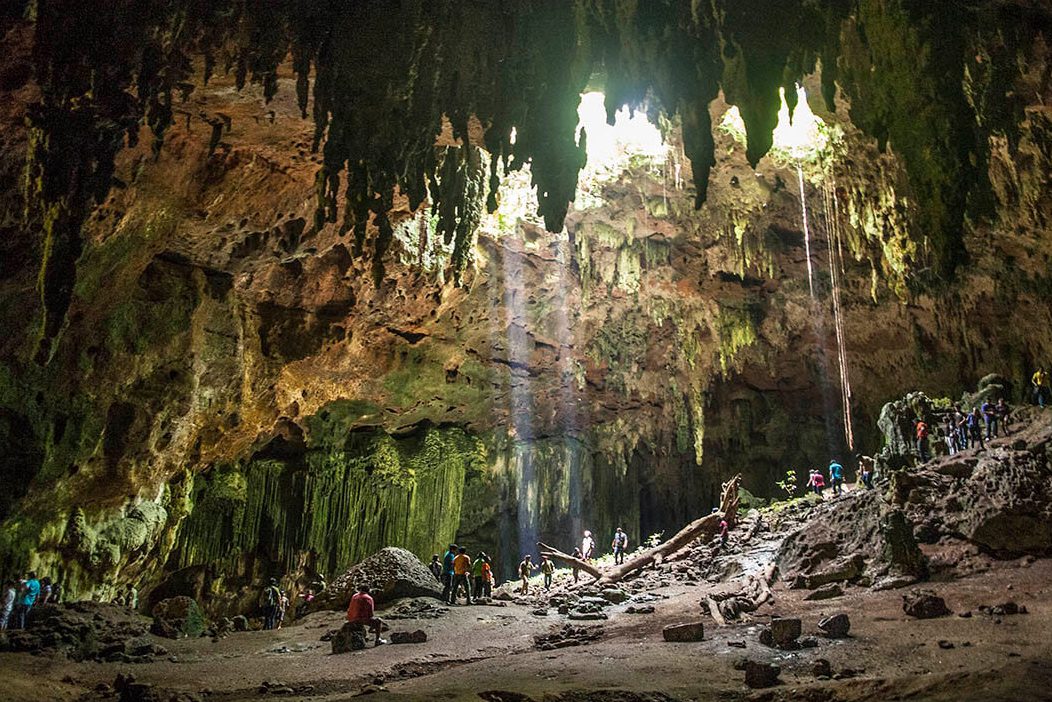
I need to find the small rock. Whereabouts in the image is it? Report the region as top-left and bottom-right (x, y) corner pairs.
(812, 659), (833, 678)
(232, 615), (249, 632)
(531, 608), (549, 616)
(818, 613), (851, 638)
(599, 588), (629, 604)
(744, 660), (781, 689)
(662, 621), (704, 642)
(624, 605), (655, 614)
(805, 583), (844, 601)
(903, 590), (951, 619)
(937, 640), (955, 649)
(958, 611), (972, 618)
(727, 640), (746, 648)
(389, 630), (427, 644)
(799, 636), (820, 648)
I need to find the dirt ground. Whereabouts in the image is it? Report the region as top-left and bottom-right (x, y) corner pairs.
(2, 549), (1051, 702)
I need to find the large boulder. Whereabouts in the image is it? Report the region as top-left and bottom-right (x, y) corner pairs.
(331, 622), (367, 653)
(150, 596), (207, 639)
(903, 590), (951, 619)
(311, 547), (443, 612)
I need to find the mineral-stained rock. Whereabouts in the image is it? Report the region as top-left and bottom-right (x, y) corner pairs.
(744, 660), (781, 688)
(390, 629), (427, 644)
(150, 596), (207, 639)
(818, 613), (851, 638)
(311, 547), (443, 612)
(331, 622), (367, 653)
(662, 621), (704, 642)
(903, 590), (951, 619)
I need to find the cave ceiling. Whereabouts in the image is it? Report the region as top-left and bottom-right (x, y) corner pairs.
(13, 0), (1052, 361)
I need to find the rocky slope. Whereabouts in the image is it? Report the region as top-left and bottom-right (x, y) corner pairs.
(1, 11), (1051, 614)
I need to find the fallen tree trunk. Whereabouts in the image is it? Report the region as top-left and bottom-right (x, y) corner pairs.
(536, 542), (603, 580)
(594, 474), (741, 586)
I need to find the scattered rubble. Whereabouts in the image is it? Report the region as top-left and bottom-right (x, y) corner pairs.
(533, 624), (603, 651)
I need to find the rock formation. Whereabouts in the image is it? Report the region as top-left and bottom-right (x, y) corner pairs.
(0, 4), (1050, 617)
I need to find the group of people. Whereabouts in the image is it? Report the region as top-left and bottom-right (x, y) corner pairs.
(259, 578), (291, 630)
(806, 460), (848, 497)
(1, 571), (60, 631)
(431, 545), (494, 605)
(916, 397), (1013, 461)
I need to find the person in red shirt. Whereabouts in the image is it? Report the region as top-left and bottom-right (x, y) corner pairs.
(346, 585), (386, 646)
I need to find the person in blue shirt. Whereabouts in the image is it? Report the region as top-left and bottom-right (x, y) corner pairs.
(828, 460), (844, 496)
(441, 544), (456, 605)
(14, 571), (40, 629)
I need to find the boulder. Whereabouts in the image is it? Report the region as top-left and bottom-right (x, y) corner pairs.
(331, 622), (367, 653)
(744, 660), (781, 688)
(818, 613), (851, 638)
(150, 597), (206, 639)
(390, 630), (427, 644)
(903, 590), (951, 619)
(768, 617), (801, 647)
(662, 621), (704, 642)
(599, 588), (629, 604)
(311, 547), (443, 612)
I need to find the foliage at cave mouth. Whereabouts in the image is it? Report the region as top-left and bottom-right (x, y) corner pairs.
(19, 0), (1052, 360)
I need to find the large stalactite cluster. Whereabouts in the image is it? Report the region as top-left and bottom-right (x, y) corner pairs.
(19, 0), (1052, 359)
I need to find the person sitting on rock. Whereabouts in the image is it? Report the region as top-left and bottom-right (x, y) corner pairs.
(451, 547), (473, 605)
(518, 555), (535, 594)
(429, 554), (442, 582)
(346, 584), (386, 646)
(611, 527), (629, 565)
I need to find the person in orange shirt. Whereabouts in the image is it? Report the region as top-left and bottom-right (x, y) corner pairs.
(346, 584), (386, 646)
(451, 547), (473, 605)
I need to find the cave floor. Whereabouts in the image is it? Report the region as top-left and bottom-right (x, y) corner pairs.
(3, 549), (1052, 701)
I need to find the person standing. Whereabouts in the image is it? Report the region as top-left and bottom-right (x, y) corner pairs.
(1033, 368), (1049, 407)
(429, 554), (442, 582)
(14, 571), (40, 629)
(540, 556), (555, 591)
(581, 531), (595, 561)
(451, 547), (473, 605)
(441, 544), (456, 605)
(968, 407), (986, 450)
(806, 469), (825, 497)
(346, 585), (386, 646)
(982, 399), (998, 440)
(996, 398), (1012, 435)
(471, 552), (488, 600)
(37, 578), (52, 606)
(570, 548), (583, 583)
(518, 555), (534, 594)
(260, 578), (281, 630)
(828, 460), (845, 496)
(0, 579), (16, 631)
(856, 455), (874, 490)
(276, 590), (289, 629)
(914, 419), (930, 462)
(611, 527), (628, 565)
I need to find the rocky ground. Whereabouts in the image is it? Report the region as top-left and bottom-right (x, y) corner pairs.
(2, 410), (1051, 702)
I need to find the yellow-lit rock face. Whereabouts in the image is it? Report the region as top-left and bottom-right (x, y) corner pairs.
(1, 9), (1051, 612)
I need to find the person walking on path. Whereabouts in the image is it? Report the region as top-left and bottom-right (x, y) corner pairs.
(346, 585), (386, 646)
(260, 578), (281, 630)
(806, 469), (825, 497)
(451, 547), (473, 605)
(540, 556), (555, 591)
(480, 555), (493, 599)
(611, 527), (629, 565)
(276, 590), (289, 629)
(581, 531), (595, 561)
(828, 460), (845, 496)
(856, 455), (874, 489)
(996, 398), (1012, 435)
(982, 399), (998, 440)
(570, 548), (583, 583)
(518, 555), (535, 594)
(441, 544), (456, 604)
